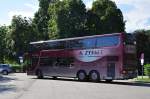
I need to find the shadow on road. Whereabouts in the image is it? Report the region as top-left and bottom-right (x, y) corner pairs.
(0, 85), (17, 93)
(0, 76), (17, 93)
(0, 76), (17, 83)
(106, 81), (150, 87)
(33, 77), (150, 87)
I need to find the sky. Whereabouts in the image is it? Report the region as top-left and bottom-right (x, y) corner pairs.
(0, 0), (150, 32)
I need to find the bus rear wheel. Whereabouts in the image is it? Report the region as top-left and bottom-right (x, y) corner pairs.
(36, 70), (43, 79)
(77, 70), (87, 81)
(89, 70), (100, 82)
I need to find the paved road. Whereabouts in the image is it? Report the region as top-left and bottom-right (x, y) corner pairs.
(0, 73), (150, 99)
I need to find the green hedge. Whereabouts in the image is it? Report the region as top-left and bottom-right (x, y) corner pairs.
(144, 64), (150, 78)
(11, 65), (22, 73)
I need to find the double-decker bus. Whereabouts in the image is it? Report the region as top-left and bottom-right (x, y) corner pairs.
(26, 33), (137, 82)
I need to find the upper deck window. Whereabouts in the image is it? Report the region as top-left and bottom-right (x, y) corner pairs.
(29, 34), (121, 51)
(81, 38), (96, 48)
(69, 40), (83, 49)
(29, 43), (44, 52)
(45, 41), (66, 49)
(68, 38), (96, 49)
(124, 33), (135, 45)
(96, 35), (120, 47)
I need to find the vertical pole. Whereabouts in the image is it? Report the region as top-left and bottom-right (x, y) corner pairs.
(140, 53), (144, 79)
(136, 69), (138, 80)
(142, 64), (143, 79)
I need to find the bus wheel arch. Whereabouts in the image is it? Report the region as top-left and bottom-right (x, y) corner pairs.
(36, 69), (43, 79)
(77, 70), (87, 81)
(89, 70), (100, 82)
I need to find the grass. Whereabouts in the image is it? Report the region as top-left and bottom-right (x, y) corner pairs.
(134, 76), (150, 83)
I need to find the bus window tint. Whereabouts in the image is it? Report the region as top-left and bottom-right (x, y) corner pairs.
(58, 41), (66, 49)
(45, 41), (66, 49)
(69, 40), (83, 49)
(40, 57), (54, 66)
(96, 35), (119, 47)
(125, 34), (135, 45)
(81, 38), (96, 48)
(29, 43), (43, 52)
(54, 57), (74, 67)
(45, 42), (57, 49)
(69, 38), (96, 49)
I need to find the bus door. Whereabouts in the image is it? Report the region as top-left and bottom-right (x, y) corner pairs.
(107, 63), (115, 78)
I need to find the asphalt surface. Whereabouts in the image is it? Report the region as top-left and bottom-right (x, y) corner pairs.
(0, 73), (150, 99)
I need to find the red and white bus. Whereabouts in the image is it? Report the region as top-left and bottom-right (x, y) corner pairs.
(26, 33), (137, 81)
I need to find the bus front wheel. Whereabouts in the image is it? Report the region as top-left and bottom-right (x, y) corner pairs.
(77, 70), (87, 81)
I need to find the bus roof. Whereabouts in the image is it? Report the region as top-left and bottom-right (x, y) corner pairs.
(30, 32), (122, 44)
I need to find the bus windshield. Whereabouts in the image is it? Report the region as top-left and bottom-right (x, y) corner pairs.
(124, 33), (136, 45)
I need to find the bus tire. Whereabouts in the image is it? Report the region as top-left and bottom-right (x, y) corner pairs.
(77, 70), (87, 81)
(36, 70), (43, 79)
(89, 70), (100, 82)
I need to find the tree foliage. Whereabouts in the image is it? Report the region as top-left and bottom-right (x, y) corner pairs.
(48, 0), (87, 39)
(144, 64), (150, 78)
(133, 30), (150, 75)
(43, 0), (125, 39)
(0, 26), (13, 63)
(133, 30), (150, 61)
(91, 0), (125, 34)
(11, 16), (36, 57)
(48, 0), (62, 39)
(33, 0), (51, 40)
(85, 10), (102, 35)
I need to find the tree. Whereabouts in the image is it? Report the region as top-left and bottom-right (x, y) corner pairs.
(33, 0), (52, 40)
(48, 0), (125, 38)
(144, 64), (150, 78)
(48, 0), (62, 39)
(134, 30), (150, 60)
(0, 26), (13, 63)
(133, 30), (150, 75)
(48, 0), (87, 39)
(91, 0), (125, 34)
(11, 15), (36, 58)
(85, 10), (102, 35)
(0, 26), (7, 63)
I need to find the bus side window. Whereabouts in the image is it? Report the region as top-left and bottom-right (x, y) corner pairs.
(81, 38), (96, 48)
(57, 41), (67, 49)
(96, 36), (119, 47)
(45, 41), (67, 50)
(30, 44), (41, 52)
(69, 40), (83, 49)
(53, 57), (74, 67)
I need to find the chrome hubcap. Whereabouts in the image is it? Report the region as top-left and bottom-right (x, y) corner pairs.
(79, 72), (85, 80)
(91, 72), (98, 80)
